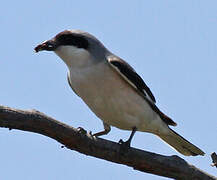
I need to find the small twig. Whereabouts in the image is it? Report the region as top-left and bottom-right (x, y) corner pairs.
(211, 152), (217, 168)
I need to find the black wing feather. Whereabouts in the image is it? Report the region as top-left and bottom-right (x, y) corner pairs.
(108, 57), (156, 103)
(108, 56), (177, 126)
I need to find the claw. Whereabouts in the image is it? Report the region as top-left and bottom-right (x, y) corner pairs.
(118, 139), (131, 154)
(118, 127), (137, 153)
(87, 131), (93, 136)
(77, 127), (87, 135)
(119, 139), (131, 148)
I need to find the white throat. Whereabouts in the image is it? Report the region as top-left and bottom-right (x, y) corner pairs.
(55, 45), (91, 68)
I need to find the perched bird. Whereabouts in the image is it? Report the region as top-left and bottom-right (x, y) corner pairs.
(35, 30), (204, 156)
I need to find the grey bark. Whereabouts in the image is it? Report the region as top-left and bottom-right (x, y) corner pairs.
(0, 105), (216, 180)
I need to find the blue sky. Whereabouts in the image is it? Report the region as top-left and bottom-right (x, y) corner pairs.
(0, 1), (217, 179)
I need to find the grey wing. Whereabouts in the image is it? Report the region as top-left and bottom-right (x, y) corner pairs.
(107, 56), (177, 126)
(108, 56), (156, 103)
(67, 72), (79, 96)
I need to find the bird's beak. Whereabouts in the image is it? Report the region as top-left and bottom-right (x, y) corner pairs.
(34, 39), (57, 53)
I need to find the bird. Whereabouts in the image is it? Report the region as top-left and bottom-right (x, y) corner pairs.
(35, 29), (204, 156)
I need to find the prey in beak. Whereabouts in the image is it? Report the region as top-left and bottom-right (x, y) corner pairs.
(34, 40), (57, 53)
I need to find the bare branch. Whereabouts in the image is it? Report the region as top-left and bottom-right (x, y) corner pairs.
(0, 105), (216, 180)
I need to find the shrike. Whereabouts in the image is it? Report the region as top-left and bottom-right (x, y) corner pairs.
(35, 30), (204, 156)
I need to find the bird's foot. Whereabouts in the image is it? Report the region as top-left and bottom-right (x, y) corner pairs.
(118, 126), (136, 152)
(87, 130), (94, 137)
(118, 139), (131, 154)
(119, 139), (131, 147)
(77, 127), (87, 135)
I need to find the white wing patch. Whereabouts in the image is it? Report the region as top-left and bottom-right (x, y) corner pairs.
(143, 89), (154, 103)
(108, 57), (156, 104)
(110, 63), (138, 90)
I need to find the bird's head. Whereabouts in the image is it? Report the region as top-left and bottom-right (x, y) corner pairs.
(35, 30), (108, 67)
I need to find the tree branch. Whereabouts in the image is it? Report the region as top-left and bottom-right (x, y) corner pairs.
(0, 105), (216, 180)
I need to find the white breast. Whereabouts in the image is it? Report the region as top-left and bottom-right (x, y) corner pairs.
(67, 61), (166, 133)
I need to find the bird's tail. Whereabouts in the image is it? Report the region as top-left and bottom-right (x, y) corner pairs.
(157, 128), (205, 156)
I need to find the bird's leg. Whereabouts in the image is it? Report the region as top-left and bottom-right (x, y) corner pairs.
(119, 127), (137, 148)
(93, 123), (111, 137)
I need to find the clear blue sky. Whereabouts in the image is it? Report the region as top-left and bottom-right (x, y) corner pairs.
(0, 1), (216, 179)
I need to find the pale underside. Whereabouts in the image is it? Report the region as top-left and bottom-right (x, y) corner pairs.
(68, 60), (169, 135)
